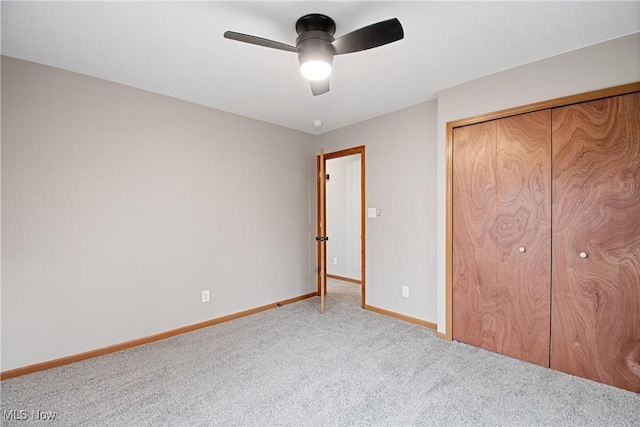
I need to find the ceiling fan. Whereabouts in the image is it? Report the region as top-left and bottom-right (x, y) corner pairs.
(224, 14), (404, 96)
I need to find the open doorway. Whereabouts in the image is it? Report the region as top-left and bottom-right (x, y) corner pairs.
(317, 146), (365, 309)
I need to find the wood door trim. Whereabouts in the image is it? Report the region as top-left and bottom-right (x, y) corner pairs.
(318, 145), (366, 308)
(319, 148), (326, 314)
(448, 82), (640, 130)
(324, 146), (365, 160)
(443, 82), (640, 341)
(316, 155), (321, 295)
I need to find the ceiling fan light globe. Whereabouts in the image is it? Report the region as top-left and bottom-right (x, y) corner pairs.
(300, 60), (332, 81)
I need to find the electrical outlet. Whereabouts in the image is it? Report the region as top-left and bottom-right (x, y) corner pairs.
(333, 257), (338, 265)
(201, 290), (210, 303)
(402, 286), (409, 298)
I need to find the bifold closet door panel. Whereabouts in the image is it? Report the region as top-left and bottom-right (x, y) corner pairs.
(551, 92), (640, 392)
(495, 111), (552, 367)
(452, 112), (551, 366)
(452, 121), (498, 352)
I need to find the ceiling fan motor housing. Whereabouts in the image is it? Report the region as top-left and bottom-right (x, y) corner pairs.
(295, 14), (337, 70)
(296, 31), (335, 69)
(295, 14), (336, 35)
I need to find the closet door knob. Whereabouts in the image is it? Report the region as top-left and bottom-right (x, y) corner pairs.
(579, 252), (588, 259)
(518, 247), (526, 253)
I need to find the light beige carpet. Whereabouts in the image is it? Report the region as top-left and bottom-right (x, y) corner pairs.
(2, 279), (639, 426)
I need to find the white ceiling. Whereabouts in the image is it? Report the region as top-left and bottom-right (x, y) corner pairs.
(2, 1), (639, 134)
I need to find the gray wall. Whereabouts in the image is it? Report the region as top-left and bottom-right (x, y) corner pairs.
(318, 101), (439, 323)
(3, 32), (638, 372)
(315, 32), (640, 331)
(435, 33), (640, 334)
(1, 56), (317, 371)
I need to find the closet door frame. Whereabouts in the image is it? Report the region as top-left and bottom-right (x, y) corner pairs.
(441, 81), (640, 341)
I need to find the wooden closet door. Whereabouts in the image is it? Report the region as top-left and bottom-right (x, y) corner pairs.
(453, 111), (551, 366)
(551, 92), (640, 392)
(495, 111), (552, 366)
(452, 120), (498, 352)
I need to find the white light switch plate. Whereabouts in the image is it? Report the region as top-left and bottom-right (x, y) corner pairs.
(368, 208), (377, 218)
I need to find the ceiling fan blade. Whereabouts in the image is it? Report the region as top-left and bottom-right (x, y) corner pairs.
(332, 18), (404, 55)
(224, 31), (298, 53)
(311, 79), (330, 96)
